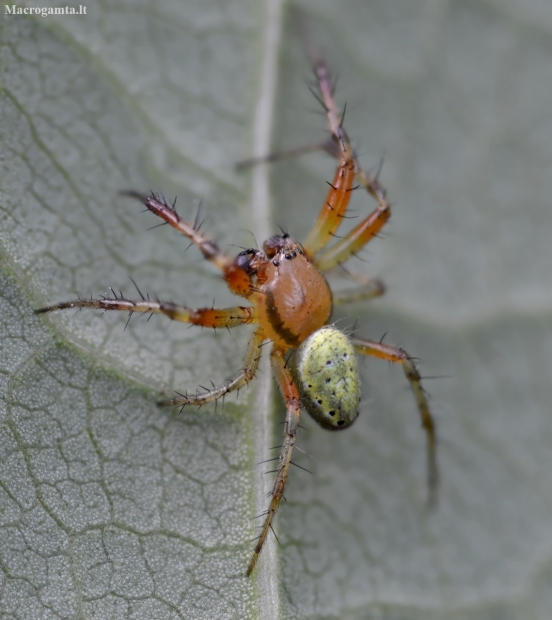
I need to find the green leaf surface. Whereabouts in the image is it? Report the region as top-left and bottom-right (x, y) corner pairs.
(2, 1), (552, 619)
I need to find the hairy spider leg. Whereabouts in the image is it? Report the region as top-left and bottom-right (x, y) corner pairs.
(301, 146), (356, 258)
(163, 329), (264, 407)
(299, 49), (360, 257)
(351, 337), (438, 505)
(315, 157), (392, 272)
(303, 55), (393, 270)
(35, 296), (262, 406)
(236, 56), (393, 269)
(122, 191), (252, 298)
(313, 190), (391, 271)
(246, 347), (302, 577)
(35, 297), (256, 327)
(280, 53), (392, 275)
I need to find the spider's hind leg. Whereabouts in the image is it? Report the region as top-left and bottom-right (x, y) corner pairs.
(246, 347), (301, 576)
(352, 336), (438, 506)
(332, 273), (386, 306)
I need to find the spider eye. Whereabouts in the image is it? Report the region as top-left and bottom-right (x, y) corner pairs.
(263, 235), (291, 257)
(292, 326), (360, 430)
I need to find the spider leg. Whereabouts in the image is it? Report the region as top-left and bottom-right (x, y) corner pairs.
(332, 275), (385, 306)
(300, 55), (358, 258)
(122, 191), (252, 297)
(35, 296), (257, 328)
(351, 337), (438, 505)
(162, 329), (264, 407)
(301, 149), (356, 258)
(314, 173), (391, 272)
(235, 141), (329, 170)
(246, 347), (301, 576)
(301, 53), (392, 264)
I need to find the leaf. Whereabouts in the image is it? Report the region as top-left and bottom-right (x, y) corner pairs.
(2, 2), (552, 620)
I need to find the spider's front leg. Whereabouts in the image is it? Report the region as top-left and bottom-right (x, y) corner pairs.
(36, 295), (256, 328)
(36, 295), (264, 408)
(122, 191), (252, 298)
(352, 337), (438, 505)
(312, 170), (391, 272)
(246, 347), (301, 577)
(281, 54), (391, 270)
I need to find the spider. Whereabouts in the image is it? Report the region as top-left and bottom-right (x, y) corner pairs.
(35, 49), (437, 577)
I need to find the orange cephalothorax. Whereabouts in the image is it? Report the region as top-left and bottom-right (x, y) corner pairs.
(254, 237), (332, 350)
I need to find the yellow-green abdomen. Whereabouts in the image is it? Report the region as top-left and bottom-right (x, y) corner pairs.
(292, 326), (361, 430)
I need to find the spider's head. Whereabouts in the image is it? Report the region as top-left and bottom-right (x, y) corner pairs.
(263, 233), (292, 258)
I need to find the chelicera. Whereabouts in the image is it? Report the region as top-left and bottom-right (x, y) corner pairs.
(36, 50), (437, 577)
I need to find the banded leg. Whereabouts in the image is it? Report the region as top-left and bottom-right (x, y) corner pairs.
(35, 294), (257, 328)
(304, 36), (391, 211)
(314, 189), (390, 272)
(351, 337), (438, 505)
(304, 53), (392, 267)
(162, 329), (264, 408)
(301, 148), (356, 258)
(300, 50), (359, 257)
(247, 347), (301, 576)
(122, 191), (252, 297)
